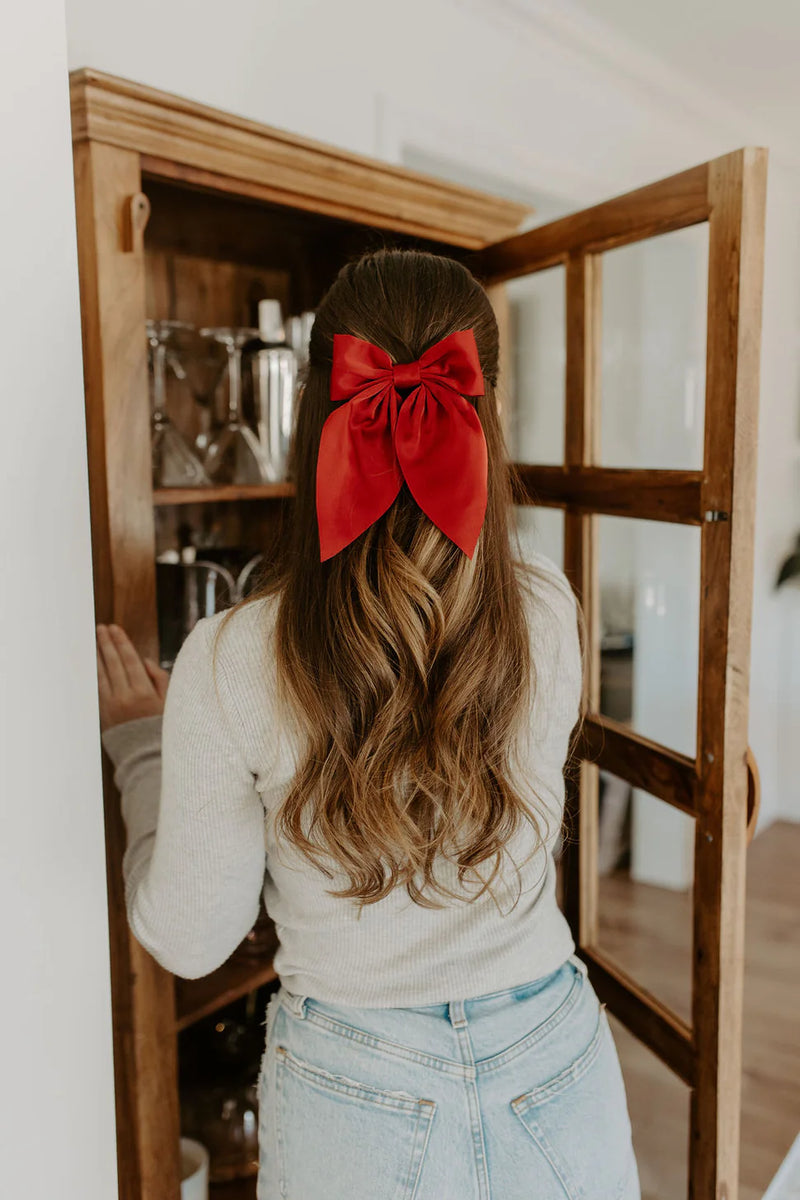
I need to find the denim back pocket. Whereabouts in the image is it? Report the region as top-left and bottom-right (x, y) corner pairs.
(510, 1007), (639, 1200)
(275, 1044), (436, 1200)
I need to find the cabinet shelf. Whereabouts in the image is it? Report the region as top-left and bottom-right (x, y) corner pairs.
(154, 482), (295, 506)
(175, 954), (278, 1032)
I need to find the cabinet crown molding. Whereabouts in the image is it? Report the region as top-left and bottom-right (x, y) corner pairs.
(69, 68), (532, 249)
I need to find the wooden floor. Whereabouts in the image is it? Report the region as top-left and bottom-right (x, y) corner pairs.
(598, 820), (800, 1200)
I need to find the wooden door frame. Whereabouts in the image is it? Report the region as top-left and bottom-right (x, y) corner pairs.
(472, 147), (768, 1200)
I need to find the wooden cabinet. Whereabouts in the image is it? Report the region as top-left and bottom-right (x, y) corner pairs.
(70, 68), (530, 1200)
(71, 68), (766, 1200)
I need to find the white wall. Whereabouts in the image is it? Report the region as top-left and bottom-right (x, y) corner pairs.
(0, 3), (118, 1198)
(63, 0), (779, 191)
(752, 166), (800, 824)
(63, 0), (800, 834)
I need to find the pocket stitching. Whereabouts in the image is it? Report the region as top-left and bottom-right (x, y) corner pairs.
(281, 1002), (462, 1076)
(511, 1002), (607, 1114)
(275, 1045), (436, 1200)
(276, 1043), (437, 1115)
(510, 1008), (633, 1200)
(481, 966), (585, 1075)
(404, 1093), (437, 1200)
(505, 1114), (575, 1199)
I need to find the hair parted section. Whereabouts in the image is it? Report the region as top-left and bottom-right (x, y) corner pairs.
(214, 247), (558, 911)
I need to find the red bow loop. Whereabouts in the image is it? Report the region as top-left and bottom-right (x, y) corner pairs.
(316, 328), (488, 560)
(392, 360), (421, 390)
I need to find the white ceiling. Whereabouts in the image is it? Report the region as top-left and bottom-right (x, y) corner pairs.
(579, 0), (800, 151)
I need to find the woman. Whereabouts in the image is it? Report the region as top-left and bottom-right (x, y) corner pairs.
(97, 248), (639, 1199)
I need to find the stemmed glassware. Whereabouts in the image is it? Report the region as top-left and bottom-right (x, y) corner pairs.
(200, 327), (270, 484)
(147, 320), (211, 488)
(169, 328), (229, 459)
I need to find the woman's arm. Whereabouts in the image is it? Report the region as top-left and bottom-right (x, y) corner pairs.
(98, 619), (267, 979)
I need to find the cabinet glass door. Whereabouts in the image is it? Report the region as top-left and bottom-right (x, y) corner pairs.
(472, 149), (768, 1200)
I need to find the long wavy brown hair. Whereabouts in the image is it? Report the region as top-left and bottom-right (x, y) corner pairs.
(215, 247), (552, 911)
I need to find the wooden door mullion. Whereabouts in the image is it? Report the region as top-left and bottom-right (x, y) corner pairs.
(514, 464), (705, 522)
(690, 148), (767, 1200)
(579, 715), (697, 815)
(562, 252), (601, 947)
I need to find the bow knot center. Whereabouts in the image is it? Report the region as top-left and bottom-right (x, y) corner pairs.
(392, 360), (422, 390)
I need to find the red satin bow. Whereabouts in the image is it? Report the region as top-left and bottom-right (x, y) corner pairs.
(316, 328), (488, 561)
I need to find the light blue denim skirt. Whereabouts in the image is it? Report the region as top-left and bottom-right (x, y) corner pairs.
(257, 954), (640, 1200)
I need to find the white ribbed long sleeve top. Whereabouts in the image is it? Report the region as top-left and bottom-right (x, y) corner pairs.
(100, 544), (582, 1007)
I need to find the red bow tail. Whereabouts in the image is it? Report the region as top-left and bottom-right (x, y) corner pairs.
(395, 381), (488, 558)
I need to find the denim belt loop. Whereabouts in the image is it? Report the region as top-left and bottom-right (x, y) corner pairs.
(569, 952), (589, 979)
(448, 998), (469, 1029)
(281, 987), (309, 1019)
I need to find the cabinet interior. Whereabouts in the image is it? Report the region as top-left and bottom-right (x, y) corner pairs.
(145, 173), (471, 563)
(142, 171), (478, 1196)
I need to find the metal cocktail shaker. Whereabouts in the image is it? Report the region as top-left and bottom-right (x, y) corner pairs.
(247, 299), (297, 482)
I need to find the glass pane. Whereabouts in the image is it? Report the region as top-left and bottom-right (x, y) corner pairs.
(609, 1013), (690, 1200)
(600, 224), (708, 470)
(599, 516), (700, 757)
(598, 772), (694, 1025)
(512, 504), (564, 569)
(505, 266), (565, 465)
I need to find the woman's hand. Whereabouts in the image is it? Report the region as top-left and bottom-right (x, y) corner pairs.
(96, 624), (171, 733)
